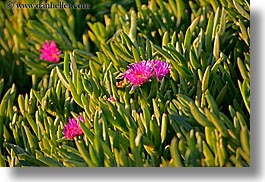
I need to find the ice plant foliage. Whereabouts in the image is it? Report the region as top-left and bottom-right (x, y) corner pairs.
(40, 40), (61, 63)
(63, 115), (84, 140)
(123, 59), (170, 87)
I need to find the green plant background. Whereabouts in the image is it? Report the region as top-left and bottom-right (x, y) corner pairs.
(0, 0), (250, 167)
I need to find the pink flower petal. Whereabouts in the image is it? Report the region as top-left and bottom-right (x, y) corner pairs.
(63, 115), (84, 140)
(40, 40), (61, 63)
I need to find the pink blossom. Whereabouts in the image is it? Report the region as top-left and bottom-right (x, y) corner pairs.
(62, 115), (84, 140)
(153, 59), (170, 81)
(123, 60), (170, 87)
(40, 40), (61, 63)
(123, 60), (154, 87)
(107, 96), (116, 103)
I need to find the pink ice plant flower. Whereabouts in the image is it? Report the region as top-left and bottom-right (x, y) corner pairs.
(40, 40), (61, 63)
(123, 59), (170, 87)
(153, 59), (170, 81)
(107, 96), (116, 103)
(63, 115), (84, 140)
(123, 60), (154, 87)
